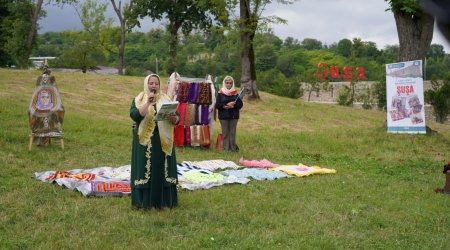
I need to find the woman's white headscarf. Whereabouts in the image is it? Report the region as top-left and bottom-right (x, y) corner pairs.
(219, 75), (238, 96)
(134, 74), (174, 156)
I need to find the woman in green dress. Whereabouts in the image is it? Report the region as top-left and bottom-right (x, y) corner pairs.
(130, 74), (180, 209)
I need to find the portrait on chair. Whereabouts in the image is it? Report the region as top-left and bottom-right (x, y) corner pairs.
(28, 84), (65, 149)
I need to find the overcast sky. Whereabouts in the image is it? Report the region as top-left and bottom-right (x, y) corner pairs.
(39, 0), (450, 53)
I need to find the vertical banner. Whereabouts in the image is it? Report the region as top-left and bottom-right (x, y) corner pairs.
(385, 60), (426, 134)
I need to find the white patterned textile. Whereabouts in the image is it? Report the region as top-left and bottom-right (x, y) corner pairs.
(177, 162), (249, 190)
(220, 168), (292, 181)
(179, 174), (249, 191)
(33, 165), (131, 196)
(181, 160), (242, 171)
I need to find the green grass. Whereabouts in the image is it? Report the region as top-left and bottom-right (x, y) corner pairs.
(1, 68), (449, 249)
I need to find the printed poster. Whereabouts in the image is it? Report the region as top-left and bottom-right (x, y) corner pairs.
(385, 60), (426, 133)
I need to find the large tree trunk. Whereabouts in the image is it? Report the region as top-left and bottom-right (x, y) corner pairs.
(393, 11), (434, 62)
(240, 0), (260, 100)
(111, 0), (126, 75)
(23, 0), (44, 69)
(118, 21), (125, 75)
(168, 21), (181, 74)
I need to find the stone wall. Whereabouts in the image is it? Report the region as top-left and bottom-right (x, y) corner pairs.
(299, 81), (449, 124)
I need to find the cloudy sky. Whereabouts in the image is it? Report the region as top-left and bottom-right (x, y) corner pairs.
(39, 0), (450, 53)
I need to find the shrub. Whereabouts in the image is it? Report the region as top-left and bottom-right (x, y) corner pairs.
(358, 86), (373, 110)
(258, 69), (301, 98)
(337, 85), (352, 106)
(424, 76), (450, 123)
(124, 66), (145, 76)
(373, 80), (386, 111)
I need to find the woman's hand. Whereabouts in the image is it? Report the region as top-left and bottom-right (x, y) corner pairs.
(147, 91), (156, 103)
(225, 101), (235, 109)
(168, 112), (179, 124)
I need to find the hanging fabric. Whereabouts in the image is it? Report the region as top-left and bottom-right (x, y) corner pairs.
(188, 82), (199, 103)
(194, 104), (201, 125)
(201, 105), (209, 125)
(177, 102), (187, 126)
(185, 126), (191, 145)
(184, 104), (195, 126)
(196, 82), (212, 105)
(200, 125), (210, 147)
(177, 81), (190, 103)
(174, 125), (185, 147)
(190, 125), (201, 147)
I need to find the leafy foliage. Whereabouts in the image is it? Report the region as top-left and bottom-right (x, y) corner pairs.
(373, 79), (387, 111)
(385, 0), (422, 15)
(337, 85), (352, 106)
(257, 68), (297, 97)
(424, 75), (450, 123)
(255, 43), (278, 71)
(358, 86), (374, 110)
(54, 31), (103, 72)
(0, 1), (36, 67)
(129, 0), (228, 73)
(301, 38), (323, 50)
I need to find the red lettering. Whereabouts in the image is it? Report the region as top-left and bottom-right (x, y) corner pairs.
(314, 64), (366, 81)
(356, 67), (366, 80)
(330, 66), (341, 78)
(343, 66), (352, 80)
(315, 63), (329, 81)
(396, 85), (415, 96)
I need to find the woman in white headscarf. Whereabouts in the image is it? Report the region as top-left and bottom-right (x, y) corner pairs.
(215, 76), (243, 152)
(130, 74), (180, 209)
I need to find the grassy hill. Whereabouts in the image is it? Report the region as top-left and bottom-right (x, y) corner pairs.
(1, 68), (449, 249)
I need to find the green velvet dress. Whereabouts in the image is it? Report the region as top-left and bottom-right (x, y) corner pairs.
(130, 100), (178, 209)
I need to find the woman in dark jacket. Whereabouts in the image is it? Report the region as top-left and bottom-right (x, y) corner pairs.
(215, 76), (243, 152)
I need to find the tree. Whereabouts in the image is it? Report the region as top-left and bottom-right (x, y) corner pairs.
(427, 43), (445, 58)
(110, 0), (135, 75)
(34, 32), (65, 57)
(21, 0), (44, 68)
(56, 31), (103, 73)
(0, 1), (13, 66)
(335, 38), (352, 58)
(283, 36), (300, 48)
(277, 48), (306, 77)
(130, 0), (228, 73)
(425, 75), (450, 123)
(379, 44), (399, 64)
(386, 0), (434, 62)
(0, 1), (35, 67)
(213, 29), (241, 76)
(238, 0), (294, 100)
(425, 56), (450, 80)
(21, 0), (79, 69)
(255, 43), (277, 71)
(301, 38), (322, 50)
(373, 79), (387, 110)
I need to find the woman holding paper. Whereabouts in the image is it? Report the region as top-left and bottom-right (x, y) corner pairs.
(215, 76), (243, 152)
(129, 74), (180, 209)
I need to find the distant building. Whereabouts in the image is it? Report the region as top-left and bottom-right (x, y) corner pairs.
(29, 57), (57, 69)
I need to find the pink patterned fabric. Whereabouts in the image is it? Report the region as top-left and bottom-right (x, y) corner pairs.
(239, 157), (279, 168)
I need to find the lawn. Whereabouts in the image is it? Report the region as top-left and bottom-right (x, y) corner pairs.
(0, 68), (449, 249)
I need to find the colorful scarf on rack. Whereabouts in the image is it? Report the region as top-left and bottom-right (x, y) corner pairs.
(188, 82), (199, 103)
(177, 81), (190, 103)
(184, 104), (195, 126)
(196, 82), (212, 105)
